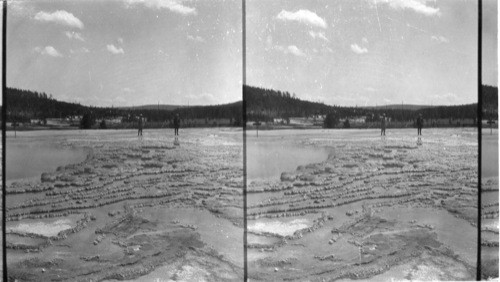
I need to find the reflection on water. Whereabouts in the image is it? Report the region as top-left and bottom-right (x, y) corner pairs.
(246, 128), (477, 181)
(248, 218), (310, 236)
(7, 142), (88, 181)
(8, 219), (74, 237)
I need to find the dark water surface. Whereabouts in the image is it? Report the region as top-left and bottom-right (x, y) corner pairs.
(482, 131), (499, 178)
(7, 140), (88, 181)
(246, 130), (331, 180)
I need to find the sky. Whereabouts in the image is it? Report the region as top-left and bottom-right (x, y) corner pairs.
(247, 0), (479, 106)
(6, 0), (242, 107)
(483, 0), (498, 87)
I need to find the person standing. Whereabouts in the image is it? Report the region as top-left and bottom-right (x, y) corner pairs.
(138, 114), (143, 136)
(173, 114), (180, 136)
(380, 114), (386, 136)
(417, 113), (423, 135)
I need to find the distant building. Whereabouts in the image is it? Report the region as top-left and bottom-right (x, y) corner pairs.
(105, 117), (123, 124)
(482, 119), (497, 124)
(289, 117), (314, 126)
(45, 118), (67, 126)
(350, 116), (366, 124)
(273, 118), (286, 124)
(312, 115), (326, 123)
(65, 115), (83, 122)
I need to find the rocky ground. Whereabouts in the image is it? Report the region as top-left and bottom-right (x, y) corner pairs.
(481, 177), (499, 280)
(2, 127), (487, 281)
(5, 129), (243, 281)
(247, 128), (478, 281)
(481, 130), (499, 280)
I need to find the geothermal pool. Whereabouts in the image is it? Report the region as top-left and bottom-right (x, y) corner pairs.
(6, 141), (88, 181)
(246, 127), (476, 179)
(247, 138), (328, 180)
(4, 127), (481, 281)
(5, 128), (244, 281)
(246, 127), (478, 281)
(481, 129), (499, 280)
(482, 130), (499, 178)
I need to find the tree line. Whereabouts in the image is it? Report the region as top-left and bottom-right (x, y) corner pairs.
(482, 85), (498, 121)
(3, 85), (490, 129)
(244, 85), (478, 126)
(4, 87), (242, 128)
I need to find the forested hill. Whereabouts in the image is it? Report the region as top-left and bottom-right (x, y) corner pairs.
(6, 88), (86, 121)
(244, 85), (332, 118)
(4, 86), (480, 125)
(5, 87), (242, 124)
(482, 85), (498, 120)
(244, 85), (477, 122)
(483, 85), (498, 109)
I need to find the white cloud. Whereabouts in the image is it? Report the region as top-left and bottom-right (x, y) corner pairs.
(275, 45), (306, 57)
(65, 31), (84, 41)
(34, 10), (84, 29)
(273, 45), (307, 57)
(34, 46), (63, 57)
(107, 44), (124, 54)
(187, 35), (205, 42)
(125, 0), (196, 16)
(376, 0), (441, 16)
(277, 10), (327, 28)
(70, 47), (90, 54)
(350, 43), (368, 54)
(431, 35), (449, 43)
(309, 30), (329, 42)
(118, 37), (124, 44)
(362, 37), (369, 44)
(287, 45), (306, 57)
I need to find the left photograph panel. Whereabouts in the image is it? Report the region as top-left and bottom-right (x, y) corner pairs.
(5, 0), (243, 280)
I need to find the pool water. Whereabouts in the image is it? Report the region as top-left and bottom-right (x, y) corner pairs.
(482, 131), (498, 178)
(6, 141), (89, 181)
(247, 137), (329, 180)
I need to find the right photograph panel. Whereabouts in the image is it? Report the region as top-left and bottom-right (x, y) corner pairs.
(245, 0), (478, 280)
(481, 0), (498, 279)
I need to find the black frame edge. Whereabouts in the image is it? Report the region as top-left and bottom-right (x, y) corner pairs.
(242, 0), (248, 280)
(2, 0), (7, 281)
(477, 0), (482, 280)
